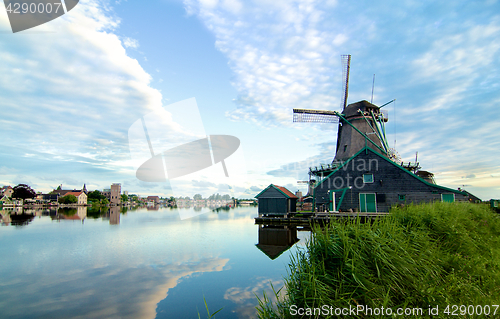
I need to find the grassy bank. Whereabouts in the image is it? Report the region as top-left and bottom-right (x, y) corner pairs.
(257, 202), (500, 318)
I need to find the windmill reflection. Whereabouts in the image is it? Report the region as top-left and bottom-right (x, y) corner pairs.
(255, 225), (299, 260)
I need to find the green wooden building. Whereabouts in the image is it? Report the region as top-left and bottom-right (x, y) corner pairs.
(255, 184), (298, 216)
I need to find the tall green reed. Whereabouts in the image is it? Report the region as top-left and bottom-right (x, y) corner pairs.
(257, 202), (500, 318)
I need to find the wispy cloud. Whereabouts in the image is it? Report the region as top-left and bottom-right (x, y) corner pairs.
(0, 0), (162, 190)
(184, 0), (344, 125)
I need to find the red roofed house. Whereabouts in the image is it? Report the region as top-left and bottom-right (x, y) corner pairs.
(255, 184), (298, 217)
(63, 191), (87, 205)
(147, 196), (160, 204)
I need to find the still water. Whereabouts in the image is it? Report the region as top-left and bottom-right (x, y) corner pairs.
(0, 206), (308, 318)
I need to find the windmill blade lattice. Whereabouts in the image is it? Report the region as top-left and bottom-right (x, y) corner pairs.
(340, 54), (351, 111)
(293, 109), (339, 123)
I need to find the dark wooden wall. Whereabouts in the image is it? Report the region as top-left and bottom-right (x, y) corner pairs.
(315, 149), (468, 212)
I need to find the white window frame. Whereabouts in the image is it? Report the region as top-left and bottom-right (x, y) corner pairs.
(363, 174), (374, 183)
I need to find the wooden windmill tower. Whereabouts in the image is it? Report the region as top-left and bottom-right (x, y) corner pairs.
(293, 55), (403, 184)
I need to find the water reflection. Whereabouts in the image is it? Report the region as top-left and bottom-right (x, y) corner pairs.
(0, 206), (302, 318)
(212, 206), (231, 213)
(224, 278), (284, 319)
(255, 225), (300, 260)
(0, 206), (132, 226)
(109, 206), (120, 225)
(8, 212), (35, 226)
(87, 205), (108, 218)
(146, 204), (160, 211)
(52, 207), (88, 222)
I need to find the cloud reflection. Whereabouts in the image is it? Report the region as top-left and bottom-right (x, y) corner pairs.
(0, 257), (228, 319)
(224, 277), (285, 319)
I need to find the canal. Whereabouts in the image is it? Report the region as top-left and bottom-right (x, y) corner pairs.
(0, 206), (308, 318)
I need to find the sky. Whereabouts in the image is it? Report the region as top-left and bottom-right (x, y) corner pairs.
(0, 0), (499, 200)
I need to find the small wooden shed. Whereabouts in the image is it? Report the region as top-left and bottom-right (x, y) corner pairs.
(255, 184), (298, 216)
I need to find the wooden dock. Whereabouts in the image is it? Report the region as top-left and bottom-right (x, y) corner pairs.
(255, 212), (389, 225)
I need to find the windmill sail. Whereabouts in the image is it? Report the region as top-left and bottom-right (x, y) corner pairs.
(293, 109), (339, 123)
(340, 54), (351, 111)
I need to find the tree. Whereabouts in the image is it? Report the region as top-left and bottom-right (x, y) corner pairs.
(193, 194), (203, 200)
(121, 194), (129, 202)
(88, 190), (106, 201)
(58, 194), (77, 204)
(12, 184), (36, 200)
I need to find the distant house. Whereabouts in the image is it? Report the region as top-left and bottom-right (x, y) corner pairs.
(255, 184), (298, 216)
(62, 191), (88, 205)
(0, 186), (13, 198)
(0, 195), (12, 205)
(42, 194), (59, 203)
(0, 195), (21, 206)
(52, 184), (88, 197)
(239, 200), (256, 206)
(147, 196), (160, 204)
(52, 189), (71, 196)
(34, 193), (58, 204)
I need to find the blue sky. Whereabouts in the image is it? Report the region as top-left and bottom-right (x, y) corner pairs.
(0, 0), (499, 200)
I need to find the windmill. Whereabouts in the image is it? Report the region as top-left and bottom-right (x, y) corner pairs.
(293, 55), (400, 185)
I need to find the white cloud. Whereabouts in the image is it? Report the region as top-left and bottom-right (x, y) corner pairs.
(123, 37), (139, 48)
(0, 0), (163, 187)
(183, 0), (342, 125)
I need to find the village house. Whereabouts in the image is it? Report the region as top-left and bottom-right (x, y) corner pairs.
(0, 195), (22, 206)
(147, 196), (161, 204)
(61, 191), (88, 206)
(52, 184), (88, 197)
(0, 186), (14, 198)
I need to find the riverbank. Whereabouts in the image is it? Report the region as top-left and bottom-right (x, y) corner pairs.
(257, 202), (500, 318)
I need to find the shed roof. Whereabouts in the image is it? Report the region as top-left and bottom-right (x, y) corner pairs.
(255, 184), (298, 199)
(255, 243), (294, 260)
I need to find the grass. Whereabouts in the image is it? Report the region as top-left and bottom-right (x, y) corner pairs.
(197, 296), (223, 319)
(257, 202), (500, 318)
